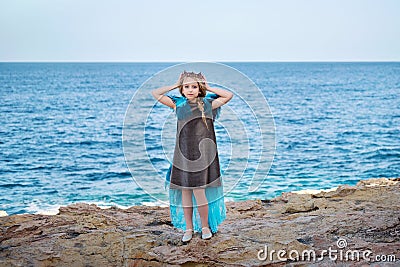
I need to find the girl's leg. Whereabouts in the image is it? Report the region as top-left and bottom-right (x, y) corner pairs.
(181, 189), (193, 230)
(193, 188), (210, 231)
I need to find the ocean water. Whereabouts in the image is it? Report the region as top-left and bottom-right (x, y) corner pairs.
(1, 62), (399, 215)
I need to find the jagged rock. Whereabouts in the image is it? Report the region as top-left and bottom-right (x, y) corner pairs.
(284, 198), (317, 214)
(357, 177), (400, 187)
(1, 178), (399, 266)
(312, 184), (357, 198)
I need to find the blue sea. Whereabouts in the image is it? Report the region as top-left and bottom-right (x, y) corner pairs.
(1, 62), (399, 215)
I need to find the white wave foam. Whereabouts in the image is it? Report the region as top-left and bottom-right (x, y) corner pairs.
(23, 197), (231, 215)
(27, 202), (61, 215)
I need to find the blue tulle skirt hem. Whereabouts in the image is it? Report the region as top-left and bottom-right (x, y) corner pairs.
(164, 164), (226, 233)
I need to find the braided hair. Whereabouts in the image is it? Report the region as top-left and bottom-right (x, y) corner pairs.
(196, 96), (210, 131)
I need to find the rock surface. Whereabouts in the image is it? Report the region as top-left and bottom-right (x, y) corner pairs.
(1, 178), (399, 266)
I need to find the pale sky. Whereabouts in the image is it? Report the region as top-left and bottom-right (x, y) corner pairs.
(0, 0), (399, 62)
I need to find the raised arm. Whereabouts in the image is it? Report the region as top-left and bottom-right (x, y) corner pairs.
(201, 75), (234, 109)
(151, 84), (178, 110)
(151, 74), (182, 110)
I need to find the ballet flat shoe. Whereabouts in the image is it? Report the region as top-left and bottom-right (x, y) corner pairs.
(182, 229), (193, 242)
(201, 227), (212, 240)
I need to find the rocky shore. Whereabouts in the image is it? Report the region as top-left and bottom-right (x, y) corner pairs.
(1, 177), (399, 266)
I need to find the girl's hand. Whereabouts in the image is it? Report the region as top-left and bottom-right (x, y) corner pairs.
(174, 72), (184, 88)
(200, 73), (211, 90)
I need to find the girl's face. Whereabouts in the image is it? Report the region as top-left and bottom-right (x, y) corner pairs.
(181, 77), (200, 101)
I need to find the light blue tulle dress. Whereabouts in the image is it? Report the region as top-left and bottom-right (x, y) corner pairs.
(164, 92), (227, 234)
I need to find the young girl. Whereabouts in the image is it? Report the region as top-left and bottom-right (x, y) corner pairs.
(151, 71), (233, 242)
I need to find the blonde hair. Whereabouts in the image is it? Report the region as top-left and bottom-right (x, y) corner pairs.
(177, 71), (210, 131)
